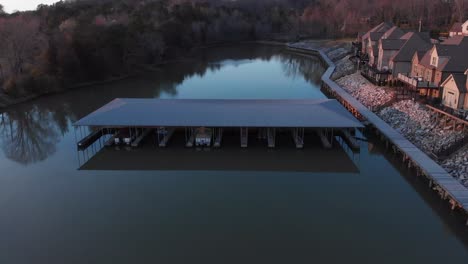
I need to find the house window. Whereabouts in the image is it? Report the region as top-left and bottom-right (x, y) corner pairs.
(431, 56), (437, 66)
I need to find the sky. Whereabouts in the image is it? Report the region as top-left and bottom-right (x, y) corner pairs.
(1, 0), (59, 12)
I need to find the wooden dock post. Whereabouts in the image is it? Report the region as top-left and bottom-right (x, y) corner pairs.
(317, 130), (332, 149)
(340, 129), (359, 149)
(267, 128), (276, 148)
(291, 128), (304, 149)
(214, 128), (223, 148)
(240, 127), (248, 148)
(450, 199), (457, 210)
(185, 128), (195, 148)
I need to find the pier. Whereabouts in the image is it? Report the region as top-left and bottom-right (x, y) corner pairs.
(74, 98), (363, 150)
(288, 44), (468, 225)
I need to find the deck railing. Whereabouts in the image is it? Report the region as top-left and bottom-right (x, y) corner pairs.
(397, 73), (439, 89)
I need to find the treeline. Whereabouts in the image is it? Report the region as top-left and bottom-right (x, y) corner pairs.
(0, 0), (467, 98)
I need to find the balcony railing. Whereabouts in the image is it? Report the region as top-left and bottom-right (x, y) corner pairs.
(397, 73), (439, 89)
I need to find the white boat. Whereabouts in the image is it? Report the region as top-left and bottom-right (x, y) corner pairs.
(195, 127), (212, 147)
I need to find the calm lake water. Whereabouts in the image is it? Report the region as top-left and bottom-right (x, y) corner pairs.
(0, 44), (468, 263)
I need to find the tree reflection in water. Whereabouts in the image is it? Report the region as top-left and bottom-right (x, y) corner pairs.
(0, 103), (69, 165)
(279, 54), (323, 84)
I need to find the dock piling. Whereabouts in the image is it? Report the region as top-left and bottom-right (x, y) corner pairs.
(240, 127), (248, 148)
(267, 128), (276, 148)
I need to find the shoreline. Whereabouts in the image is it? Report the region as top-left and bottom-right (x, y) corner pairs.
(289, 41), (467, 188)
(0, 39), (356, 110)
(287, 43), (468, 222)
(0, 40), (291, 110)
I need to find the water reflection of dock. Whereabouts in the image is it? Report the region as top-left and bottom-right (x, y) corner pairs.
(79, 131), (359, 173)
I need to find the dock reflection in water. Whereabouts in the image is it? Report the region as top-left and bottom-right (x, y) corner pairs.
(79, 132), (361, 173)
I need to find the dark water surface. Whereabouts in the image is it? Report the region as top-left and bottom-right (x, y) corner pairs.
(0, 45), (467, 264)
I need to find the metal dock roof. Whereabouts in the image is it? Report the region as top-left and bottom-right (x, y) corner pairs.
(74, 99), (364, 128)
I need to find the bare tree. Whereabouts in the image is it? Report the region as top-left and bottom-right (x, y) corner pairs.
(0, 15), (46, 77)
(453, 0), (468, 22)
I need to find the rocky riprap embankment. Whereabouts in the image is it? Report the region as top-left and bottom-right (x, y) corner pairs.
(378, 100), (465, 154)
(323, 44), (350, 61)
(336, 73), (395, 109)
(289, 40), (468, 186)
(288, 40), (356, 79)
(334, 70), (467, 187)
(378, 100), (468, 187)
(322, 43), (356, 80)
(442, 146), (468, 186)
(330, 54), (355, 80)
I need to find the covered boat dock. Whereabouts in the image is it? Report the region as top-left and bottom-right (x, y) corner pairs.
(73, 98), (363, 151)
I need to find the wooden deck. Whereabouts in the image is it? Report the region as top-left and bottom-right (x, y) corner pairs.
(287, 45), (468, 218)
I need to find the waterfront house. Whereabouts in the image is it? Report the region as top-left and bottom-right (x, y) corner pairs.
(389, 32), (432, 82)
(367, 26), (404, 66)
(361, 25), (406, 84)
(399, 36), (468, 98)
(360, 22), (393, 57)
(367, 38), (406, 83)
(363, 27), (433, 85)
(441, 71), (468, 110)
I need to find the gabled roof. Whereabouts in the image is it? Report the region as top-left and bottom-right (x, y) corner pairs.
(392, 32), (432, 62)
(381, 39), (406, 50)
(382, 26), (405, 40)
(453, 74), (467, 93)
(370, 32), (385, 41)
(442, 74), (467, 93)
(415, 50), (427, 61)
(442, 35), (466, 45)
(419, 37), (468, 72)
(362, 22), (393, 40)
(400, 32), (413, 40)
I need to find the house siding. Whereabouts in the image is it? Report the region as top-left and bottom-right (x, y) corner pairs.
(464, 93), (468, 110)
(378, 50), (398, 71)
(392, 61), (411, 78)
(441, 76), (468, 110)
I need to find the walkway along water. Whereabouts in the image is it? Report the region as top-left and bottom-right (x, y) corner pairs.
(287, 44), (468, 226)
